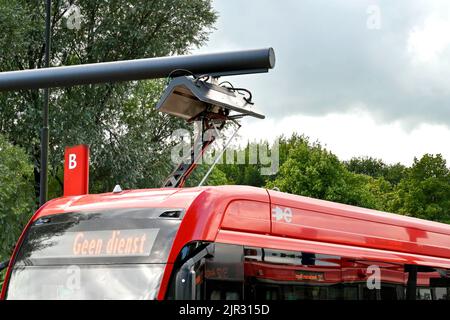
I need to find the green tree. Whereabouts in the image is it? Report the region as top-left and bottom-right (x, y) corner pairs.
(345, 157), (386, 178)
(216, 141), (269, 187)
(195, 133), (449, 225)
(204, 167), (230, 186)
(0, 0), (217, 198)
(383, 163), (407, 186)
(0, 135), (35, 264)
(265, 137), (397, 211)
(267, 139), (347, 203)
(390, 154), (450, 223)
(345, 156), (406, 186)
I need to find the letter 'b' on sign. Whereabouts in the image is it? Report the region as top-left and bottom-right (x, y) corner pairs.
(69, 154), (77, 169)
(64, 145), (89, 197)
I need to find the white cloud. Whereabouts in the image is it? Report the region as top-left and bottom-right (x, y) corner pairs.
(408, 16), (450, 63)
(195, 0), (450, 165)
(237, 109), (450, 166)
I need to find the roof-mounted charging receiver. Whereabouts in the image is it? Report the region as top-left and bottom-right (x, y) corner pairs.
(155, 76), (265, 121)
(156, 75), (267, 188)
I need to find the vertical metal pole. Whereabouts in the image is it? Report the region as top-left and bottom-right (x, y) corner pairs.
(406, 265), (418, 300)
(39, 0), (51, 206)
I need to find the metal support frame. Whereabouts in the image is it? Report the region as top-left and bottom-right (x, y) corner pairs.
(160, 72), (262, 189)
(162, 114), (226, 188)
(198, 120), (241, 187)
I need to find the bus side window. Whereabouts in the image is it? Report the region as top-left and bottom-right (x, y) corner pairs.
(168, 242), (213, 300)
(243, 246), (408, 300)
(169, 242), (244, 300)
(244, 247), (344, 300)
(169, 243), (450, 300)
(204, 243), (244, 300)
(408, 265), (450, 300)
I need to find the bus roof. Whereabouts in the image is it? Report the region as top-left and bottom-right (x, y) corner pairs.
(33, 185), (450, 264)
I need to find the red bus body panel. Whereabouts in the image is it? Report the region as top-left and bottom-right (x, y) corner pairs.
(269, 190), (450, 260)
(2, 185), (450, 300)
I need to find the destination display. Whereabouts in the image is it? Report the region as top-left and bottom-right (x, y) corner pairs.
(71, 229), (158, 257)
(27, 228), (159, 259)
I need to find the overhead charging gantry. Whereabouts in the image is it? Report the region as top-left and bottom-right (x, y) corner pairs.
(157, 75), (266, 188)
(0, 48), (276, 188)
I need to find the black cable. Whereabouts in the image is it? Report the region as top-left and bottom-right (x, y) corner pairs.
(166, 69), (211, 88)
(167, 68), (195, 78)
(219, 81), (234, 88)
(166, 68), (196, 84)
(219, 81), (254, 105)
(194, 74), (210, 86)
(197, 75), (210, 82)
(226, 87), (255, 105)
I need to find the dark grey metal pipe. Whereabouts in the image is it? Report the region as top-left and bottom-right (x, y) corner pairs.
(0, 48), (275, 91)
(40, 0), (52, 207)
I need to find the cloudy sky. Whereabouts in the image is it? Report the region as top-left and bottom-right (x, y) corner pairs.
(195, 0), (450, 166)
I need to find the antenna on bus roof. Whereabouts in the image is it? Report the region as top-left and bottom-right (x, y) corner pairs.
(112, 185), (123, 193)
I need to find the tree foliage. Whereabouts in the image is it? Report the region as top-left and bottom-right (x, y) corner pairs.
(0, 0), (217, 197)
(204, 135), (449, 224)
(0, 135), (35, 263)
(0, 0), (216, 289)
(390, 154), (450, 223)
(345, 156), (406, 185)
(266, 137), (387, 209)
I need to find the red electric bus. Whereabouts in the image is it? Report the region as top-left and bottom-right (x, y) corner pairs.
(1, 185), (450, 300)
(4, 47), (447, 300)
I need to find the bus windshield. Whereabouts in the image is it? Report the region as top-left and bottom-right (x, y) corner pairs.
(5, 208), (183, 300)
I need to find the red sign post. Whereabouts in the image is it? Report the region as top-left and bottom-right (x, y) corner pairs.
(64, 145), (89, 197)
